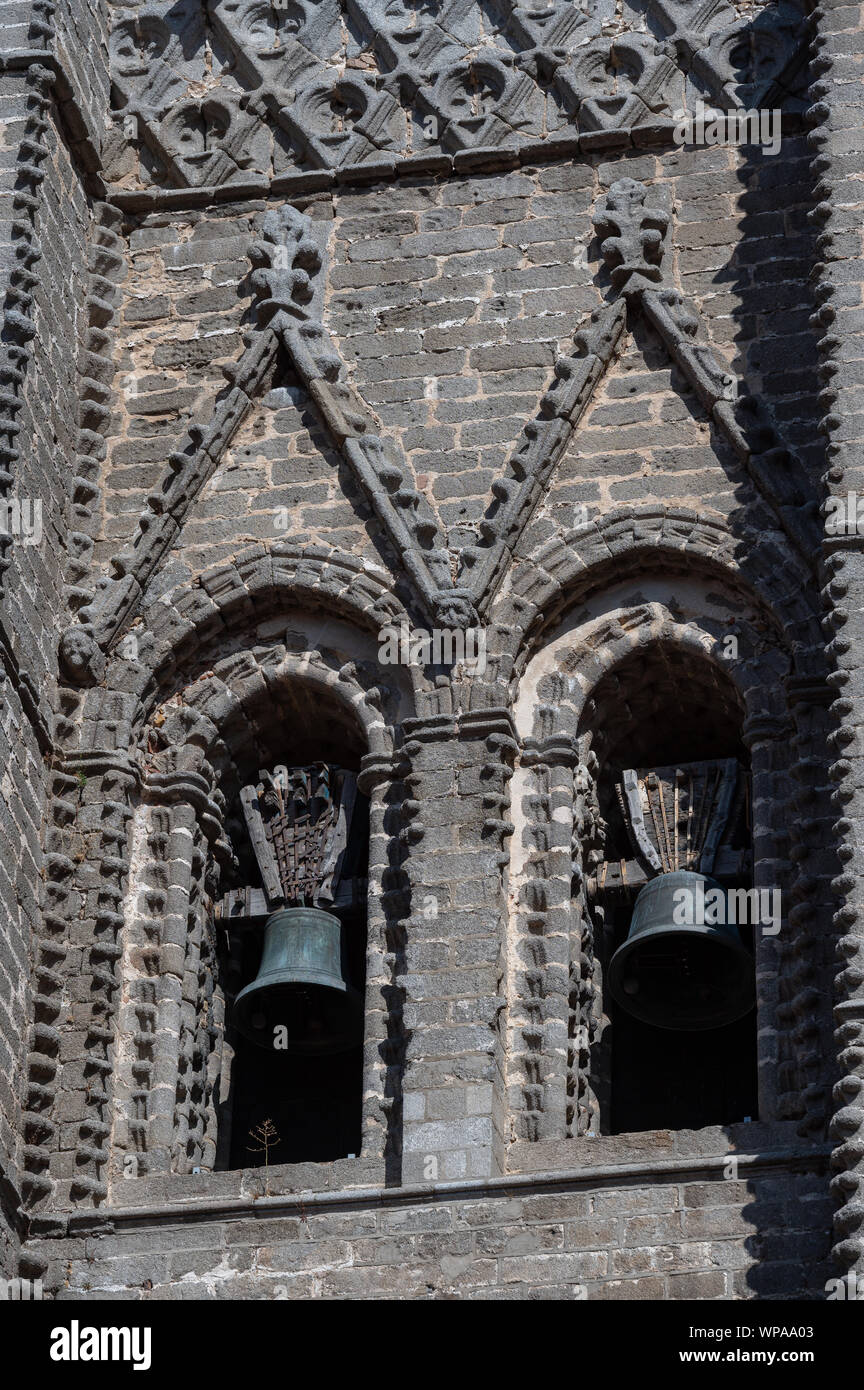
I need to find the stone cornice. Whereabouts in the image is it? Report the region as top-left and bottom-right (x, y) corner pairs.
(102, 111), (808, 215)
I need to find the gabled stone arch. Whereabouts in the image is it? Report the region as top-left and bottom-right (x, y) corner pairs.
(481, 507), (826, 693)
(514, 589), (788, 746)
(414, 507), (825, 742)
(106, 640), (411, 1190)
(60, 542), (426, 749)
(140, 638), (412, 844)
(496, 559), (836, 1166)
(133, 541), (421, 707)
(30, 545), (419, 1210)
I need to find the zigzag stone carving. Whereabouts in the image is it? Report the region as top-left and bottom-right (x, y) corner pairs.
(456, 174), (820, 619)
(648, 0), (811, 113)
(248, 206), (464, 626)
(460, 299), (627, 613)
(0, 60), (52, 592)
(58, 323), (280, 683)
(591, 177), (821, 572)
(102, 0), (812, 190)
(58, 203), (464, 683)
(62, 204), (125, 628)
(60, 176), (827, 680)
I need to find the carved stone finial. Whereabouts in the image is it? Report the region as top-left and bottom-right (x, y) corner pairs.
(248, 204), (325, 325)
(593, 178), (669, 291)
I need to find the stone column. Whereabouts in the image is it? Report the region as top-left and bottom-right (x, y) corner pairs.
(108, 769), (226, 1188)
(783, 677), (839, 1136)
(741, 712), (795, 1125)
(47, 745), (138, 1207)
(398, 708), (515, 1183)
(807, 0), (864, 1274)
(504, 732), (579, 1147)
(357, 750), (407, 1174)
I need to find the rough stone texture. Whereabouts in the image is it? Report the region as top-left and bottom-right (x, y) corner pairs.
(0, 0), (856, 1300)
(805, 0), (864, 1280)
(99, 0), (812, 186)
(0, 0), (110, 1269)
(24, 1146), (835, 1301)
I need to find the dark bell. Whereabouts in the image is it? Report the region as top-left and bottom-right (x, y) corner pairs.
(233, 906), (362, 1054)
(608, 870), (755, 1031)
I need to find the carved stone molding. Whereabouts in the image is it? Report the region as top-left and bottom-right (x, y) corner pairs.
(101, 0), (812, 190)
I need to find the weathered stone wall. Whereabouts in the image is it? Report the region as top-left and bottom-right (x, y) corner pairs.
(53, 0), (110, 154)
(101, 137), (821, 582)
(0, 0), (853, 1302)
(806, 0), (864, 1283)
(0, 0), (111, 1269)
(27, 1129), (832, 1300)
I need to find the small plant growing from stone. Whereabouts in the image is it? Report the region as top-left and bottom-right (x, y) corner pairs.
(247, 1117), (280, 1195)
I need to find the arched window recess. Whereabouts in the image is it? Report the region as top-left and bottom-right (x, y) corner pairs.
(581, 652), (759, 1136)
(214, 761), (370, 1170)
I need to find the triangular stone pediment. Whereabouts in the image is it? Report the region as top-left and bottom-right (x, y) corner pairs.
(58, 179), (819, 684)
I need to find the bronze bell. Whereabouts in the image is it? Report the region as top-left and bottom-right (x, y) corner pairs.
(233, 906), (363, 1054)
(608, 870), (755, 1031)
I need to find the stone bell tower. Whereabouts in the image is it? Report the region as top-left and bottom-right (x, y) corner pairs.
(0, 0), (860, 1301)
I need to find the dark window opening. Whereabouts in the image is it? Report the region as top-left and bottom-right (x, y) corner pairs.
(225, 893), (367, 1169)
(212, 723), (370, 1171)
(582, 643), (759, 1136)
(602, 895), (757, 1135)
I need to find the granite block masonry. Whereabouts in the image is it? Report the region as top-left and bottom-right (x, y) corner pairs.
(0, 0), (855, 1301)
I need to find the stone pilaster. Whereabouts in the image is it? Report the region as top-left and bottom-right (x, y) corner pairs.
(109, 770), (225, 1189)
(504, 733), (580, 1148)
(807, 0), (864, 1273)
(398, 708), (515, 1183)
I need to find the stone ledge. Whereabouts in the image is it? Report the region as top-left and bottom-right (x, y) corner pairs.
(0, 48), (104, 186)
(506, 1121), (803, 1174)
(39, 1139), (831, 1238)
